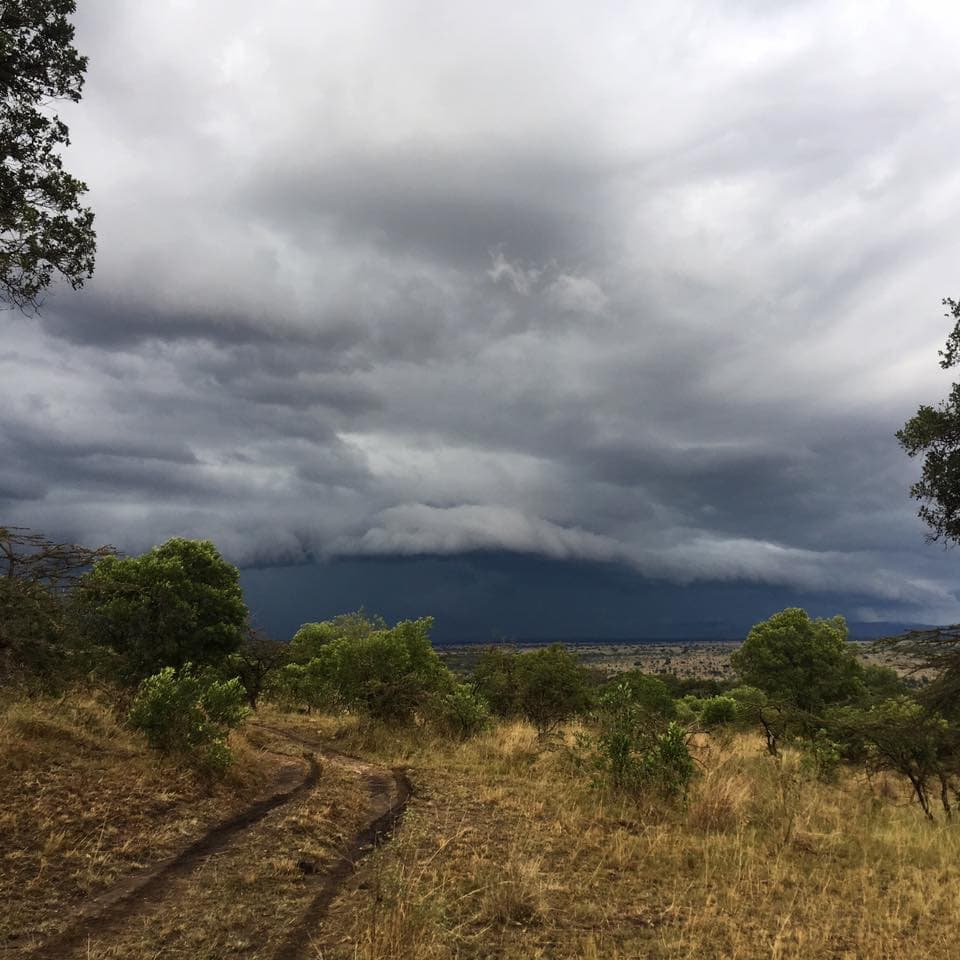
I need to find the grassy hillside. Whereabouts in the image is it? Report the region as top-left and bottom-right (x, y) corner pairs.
(6, 693), (960, 958)
(316, 716), (960, 960)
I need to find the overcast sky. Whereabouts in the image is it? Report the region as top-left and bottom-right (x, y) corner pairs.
(4, 1), (960, 635)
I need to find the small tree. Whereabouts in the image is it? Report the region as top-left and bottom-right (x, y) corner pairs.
(222, 630), (289, 709)
(828, 698), (959, 820)
(897, 297), (960, 544)
(472, 645), (522, 717)
(732, 608), (862, 715)
(315, 616), (451, 722)
(514, 644), (589, 737)
(78, 538), (247, 683)
(0, 525), (114, 685)
(613, 670), (676, 721)
(426, 683), (491, 739)
(289, 609), (386, 663)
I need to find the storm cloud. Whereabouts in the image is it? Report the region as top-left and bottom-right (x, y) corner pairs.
(4, 0), (960, 629)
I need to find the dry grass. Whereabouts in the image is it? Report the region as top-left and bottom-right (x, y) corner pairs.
(7, 695), (960, 958)
(0, 691), (276, 947)
(314, 719), (960, 959)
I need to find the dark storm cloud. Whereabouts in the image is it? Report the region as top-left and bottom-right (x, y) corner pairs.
(4, 0), (960, 624)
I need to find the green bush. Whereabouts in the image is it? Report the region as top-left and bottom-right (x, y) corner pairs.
(275, 617), (454, 722)
(269, 659), (335, 713)
(514, 644), (590, 737)
(472, 646), (522, 717)
(585, 682), (694, 802)
(128, 665), (249, 772)
(699, 696), (738, 728)
(427, 683), (491, 738)
(612, 671), (676, 721)
(726, 685), (768, 726)
(289, 610), (386, 663)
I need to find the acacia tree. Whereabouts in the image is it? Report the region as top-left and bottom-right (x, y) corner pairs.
(0, 525), (113, 682)
(0, 0), (96, 311)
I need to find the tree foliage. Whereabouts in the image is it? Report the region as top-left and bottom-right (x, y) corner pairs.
(221, 630), (289, 709)
(513, 644), (590, 737)
(896, 297), (960, 543)
(0, 525), (114, 684)
(78, 538), (247, 683)
(731, 608), (862, 715)
(289, 609), (386, 663)
(128, 664), (249, 773)
(585, 681), (694, 801)
(0, 0), (95, 311)
(827, 698), (958, 820)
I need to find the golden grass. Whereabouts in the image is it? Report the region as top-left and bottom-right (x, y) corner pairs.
(0, 691), (277, 947)
(313, 719), (960, 959)
(7, 697), (960, 958)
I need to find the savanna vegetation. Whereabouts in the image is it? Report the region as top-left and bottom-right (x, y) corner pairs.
(6, 0), (960, 952)
(5, 518), (960, 957)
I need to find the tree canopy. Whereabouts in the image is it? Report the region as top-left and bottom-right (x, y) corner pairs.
(731, 607), (862, 715)
(897, 297), (960, 544)
(78, 538), (247, 682)
(0, 0), (95, 311)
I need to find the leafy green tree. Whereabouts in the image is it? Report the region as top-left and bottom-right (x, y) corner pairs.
(612, 670), (676, 721)
(731, 608), (862, 715)
(269, 659), (334, 713)
(289, 609), (385, 663)
(514, 644), (590, 737)
(472, 645), (522, 717)
(699, 695), (738, 728)
(78, 538), (247, 682)
(313, 616), (451, 722)
(221, 630), (289, 709)
(1, 0), (95, 311)
(425, 683), (491, 739)
(896, 297), (960, 543)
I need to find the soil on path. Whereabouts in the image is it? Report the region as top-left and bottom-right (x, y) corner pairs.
(11, 720), (411, 960)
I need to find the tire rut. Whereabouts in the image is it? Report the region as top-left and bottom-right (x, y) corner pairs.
(272, 766), (412, 960)
(13, 751), (321, 960)
(12, 724), (412, 960)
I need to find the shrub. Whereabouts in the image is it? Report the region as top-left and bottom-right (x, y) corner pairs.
(613, 670), (676, 721)
(427, 683), (491, 739)
(586, 682), (695, 802)
(269, 659), (335, 713)
(221, 632), (289, 709)
(826, 697), (960, 819)
(514, 644), (590, 737)
(699, 696), (738, 728)
(320, 617), (450, 722)
(472, 646), (522, 717)
(128, 665), (249, 772)
(289, 610), (386, 663)
(726, 685), (767, 727)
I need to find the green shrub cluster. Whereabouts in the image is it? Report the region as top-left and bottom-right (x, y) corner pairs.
(128, 665), (249, 773)
(471, 643), (590, 736)
(584, 681), (694, 802)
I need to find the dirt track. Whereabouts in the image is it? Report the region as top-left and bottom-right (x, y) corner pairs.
(13, 723), (412, 960)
